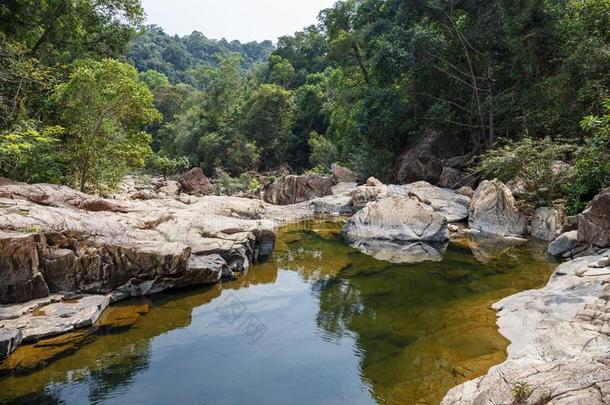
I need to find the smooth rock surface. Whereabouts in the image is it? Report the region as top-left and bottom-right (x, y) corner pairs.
(548, 230), (580, 257)
(388, 181), (471, 222)
(342, 196), (449, 244)
(0, 294), (110, 344)
(531, 206), (561, 241)
(468, 179), (528, 236)
(442, 254), (610, 404)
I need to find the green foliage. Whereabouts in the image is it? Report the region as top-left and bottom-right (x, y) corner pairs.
(0, 0), (145, 63)
(476, 137), (574, 206)
(242, 84), (295, 169)
(512, 381), (532, 403)
(308, 131), (338, 172)
(213, 171), (261, 196)
(53, 58), (160, 191)
(566, 100), (610, 214)
(127, 25), (273, 84)
(0, 121), (64, 183)
(146, 153), (189, 177)
(140, 70), (169, 90)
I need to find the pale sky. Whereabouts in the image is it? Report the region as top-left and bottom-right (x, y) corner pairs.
(141, 0), (337, 42)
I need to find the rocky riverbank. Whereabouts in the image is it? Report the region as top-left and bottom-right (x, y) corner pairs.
(1, 173), (608, 399)
(442, 254), (610, 404)
(0, 178), (352, 359)
(442, 188), (610, 404)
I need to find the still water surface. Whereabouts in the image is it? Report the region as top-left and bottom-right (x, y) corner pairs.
(0, 220), (556, 404)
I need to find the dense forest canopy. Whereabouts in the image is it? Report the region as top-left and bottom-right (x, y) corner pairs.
(127, 25), (274, 84)
(0, 0), (608, 209)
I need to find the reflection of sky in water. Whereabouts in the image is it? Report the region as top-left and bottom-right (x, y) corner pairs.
(0, 221), (556, 405)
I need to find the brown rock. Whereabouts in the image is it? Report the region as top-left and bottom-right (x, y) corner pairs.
(578, 187), (610, 248)
(397, 131), (469, 184)
(0, 231), (49, 304)
(331, 163), (358, 182)
(262, 175), (335, 205)
(179, 168), (213, 195)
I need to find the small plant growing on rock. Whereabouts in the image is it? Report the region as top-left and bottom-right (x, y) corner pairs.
(513, 380), (532, 404)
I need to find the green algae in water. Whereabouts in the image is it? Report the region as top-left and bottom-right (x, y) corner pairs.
(0, 220), (556, 404)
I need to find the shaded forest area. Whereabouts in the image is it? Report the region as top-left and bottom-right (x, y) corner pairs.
(0, 0), (608, 212)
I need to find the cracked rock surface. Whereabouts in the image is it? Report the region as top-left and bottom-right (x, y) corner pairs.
(442, 254), (610, 404)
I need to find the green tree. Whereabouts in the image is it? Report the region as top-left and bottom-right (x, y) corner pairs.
(0, 121), (64, 183)
(53, 58), (160, 191)
(566, 100), (610, 213)
(139, 70), (169, 90)
(242, 84), (295, 169)
(0, 0), (145, 63)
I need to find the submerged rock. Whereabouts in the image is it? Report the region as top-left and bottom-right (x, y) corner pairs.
(468, 179), (528, 236)
(342, 196), (449, 244)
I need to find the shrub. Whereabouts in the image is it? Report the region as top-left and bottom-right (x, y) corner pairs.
(308, 131), (338, 172)
(475, 137), (574, 206)
(0, 121), (65, 183)
(146, 153), (189, 178)
(565, 100), (610, 214)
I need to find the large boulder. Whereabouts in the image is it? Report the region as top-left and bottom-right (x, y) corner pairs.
(548, 230), (581, 257)
(388, 181), (471, 222)
(342, 196), (449, 243)
(397, 131), (470, 184)
(262, 174), (335, 205)
(179, 168), (213, 195)
(0, 231), (49, 304)
(350, 177), (388, 209)
(578, 187), (610, 248)
(468, 179), (528, 236)
(531, 207), (561, 241)
(331, 163), (358, 183)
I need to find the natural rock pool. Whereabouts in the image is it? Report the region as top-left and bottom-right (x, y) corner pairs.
(0, 220), (556, 404)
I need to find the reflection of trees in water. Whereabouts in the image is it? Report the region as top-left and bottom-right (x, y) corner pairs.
(0, 286), (223, 402)
(311, 236), (557, 404)
(86, 341), (151, 403)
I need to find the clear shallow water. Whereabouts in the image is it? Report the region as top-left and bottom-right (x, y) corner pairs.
(0, 220), (556, 404)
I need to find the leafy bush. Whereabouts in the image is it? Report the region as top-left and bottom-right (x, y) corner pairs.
(146, 153), (189, 178)
(0, 121), (65, 183)
(475, 137), (574, 206)
(213, 171), (262, 196)
(308, 131), (338, 172)
(565, 100), (610, 214)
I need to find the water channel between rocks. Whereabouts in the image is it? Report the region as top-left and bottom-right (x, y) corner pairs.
(0, 219), (557, 404)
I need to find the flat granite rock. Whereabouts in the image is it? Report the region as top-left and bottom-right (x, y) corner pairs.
(442, 254), (610, 404)
(0, 294), (110, 344)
